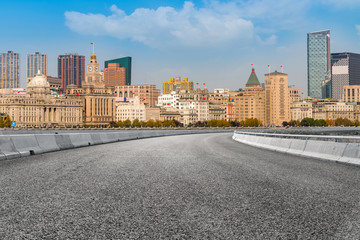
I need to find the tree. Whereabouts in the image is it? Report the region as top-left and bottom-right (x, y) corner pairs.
(315, 119), (327, 127)
(173, 120), (183, 127)
(301, 118), (316, 127)
(123, 119), (132, 128)
(335, 118), (353, 126)
(109, 121), (116, 128)
(4, 115), (11, 128)
(0, 118), (4, 128)
(325, 119), (334, 126)
(132, 119), (141, 128)
(208, 119), (218, 127)
(116, 120), (124, 128)
(154, 120), (162, 128)
(140, 121), (147, 128)
(145, 119), (155, 128)
(240, 118), (261, 127)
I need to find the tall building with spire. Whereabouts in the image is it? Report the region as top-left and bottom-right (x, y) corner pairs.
(307, 30), (330, 99)
(67, 51), (116, 125)
(235, 68), (265, 124)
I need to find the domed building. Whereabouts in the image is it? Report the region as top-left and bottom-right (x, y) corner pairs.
(0, 71), (83, 127)
(27, 70), (51, 96)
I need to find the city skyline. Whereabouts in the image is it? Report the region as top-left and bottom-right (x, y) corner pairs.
(1, 0), (360, 94)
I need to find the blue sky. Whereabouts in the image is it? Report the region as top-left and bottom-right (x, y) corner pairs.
(1, 0), (360, 94)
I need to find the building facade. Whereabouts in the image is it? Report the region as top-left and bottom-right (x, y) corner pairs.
(235, 68), (266, 125)
(163, 77), (194, 94)
(67, 53), (116, 125)
(307, 30), (330, 99)
(116, 85), (160, 107)
(265, 71), (290, 126)
(0, 51), (20, 88)
(0, 71), (82, 127)
(313, 101), (355, 121)
(58, 54), (85, 90)
(331, 52), (360, 100)
(104, 57), (131, 85)
(290, 101), (313, 121)
(343, 85), (360, 103)
(27, 52), (47, 86)
(104, 63), (126, 86)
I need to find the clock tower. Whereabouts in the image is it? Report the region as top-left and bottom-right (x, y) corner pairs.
(85, 53), (103, 87)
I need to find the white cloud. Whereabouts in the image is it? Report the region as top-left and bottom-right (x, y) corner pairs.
(65, 2), (254, 48)
(256, 34), (278, 45)
(357, 25), (360, 35)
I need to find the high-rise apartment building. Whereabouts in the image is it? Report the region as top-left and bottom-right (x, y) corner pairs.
(163, 77), (194, 94)
(307, 30), (330, 99)
(58, 54), (85, 90)
(0, 51), (20, 88)
(27, 52), (47, 86)
(104, 57), (131, 85)
(265, 71), (290, 126)
(331, 52), (360, 100)
(104, 63), (126, 86)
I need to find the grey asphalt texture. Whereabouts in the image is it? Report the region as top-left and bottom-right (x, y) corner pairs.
(0, 133), (360, 239)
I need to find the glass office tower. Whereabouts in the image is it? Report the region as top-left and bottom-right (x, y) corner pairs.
(331, 52), (360, 100)
(307, 30), (330, 99)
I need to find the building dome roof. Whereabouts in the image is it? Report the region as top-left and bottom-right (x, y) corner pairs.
(28, 70), (50, 88)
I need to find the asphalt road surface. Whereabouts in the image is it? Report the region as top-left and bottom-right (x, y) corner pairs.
(1, 133), (360, 239)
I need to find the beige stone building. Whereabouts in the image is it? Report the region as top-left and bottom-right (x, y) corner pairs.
(0, 71), (82, 127)
(265, 71), (290, 126)
(160, 109), (181, 122)
(313, 101), (355, 121)
(67, 53), (116, 125)
(116, 85), (160, 107)
(290, 101), (313, 121)
(116, 97), (146, 122)
(235, 68), (266, 125)
(343, 85), (360, 103)
(209, 105), (225, 120)
(289, 87), (301, 103)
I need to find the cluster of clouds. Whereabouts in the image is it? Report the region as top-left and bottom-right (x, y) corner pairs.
(65, 0), (360, 49)
(65, 2), (254, 48)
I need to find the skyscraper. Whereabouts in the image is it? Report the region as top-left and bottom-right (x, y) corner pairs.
(331, 52), (360, 100)
(58, 54), (85, 90)
(104, 57), (131, 85)
(0, 51), (20, 88)
(27, 52), (48, 86)
(103, 63), (126, 86)
(307, 30), (330, 99)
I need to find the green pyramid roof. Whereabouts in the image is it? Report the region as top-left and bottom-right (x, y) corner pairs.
(246, 68), (260, 87)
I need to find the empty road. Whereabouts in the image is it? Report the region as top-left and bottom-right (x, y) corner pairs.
(0, 133), (359, 239)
